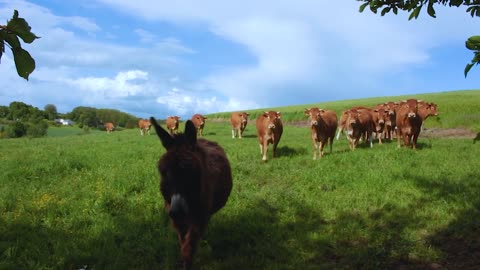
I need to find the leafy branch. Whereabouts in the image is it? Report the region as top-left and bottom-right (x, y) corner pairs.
(0, 10), (40, 80)
(357, 0), (480, 77)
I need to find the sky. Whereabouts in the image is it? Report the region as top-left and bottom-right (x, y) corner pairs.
(1, 0), (479, 119)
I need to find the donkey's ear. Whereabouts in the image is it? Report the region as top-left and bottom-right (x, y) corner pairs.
(150, 117), (174, 149)
(184, 120), (197, 145)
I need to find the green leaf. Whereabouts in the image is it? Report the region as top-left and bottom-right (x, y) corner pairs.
(465, 63), (474, 77)
(381, 7), (391, 16)
(450, 0), (463, 7)
(393, 6), (398, 14)
(408, 7), (420, 20)
(466, 36), (480, 50)
(3, 32), (21, 49)
(369, 1), (378, 14)
(12, 47), (35, 80)
(427, 2), (436, 18)
(6, 10), (39, 44)
(0, 40), (4, 63)
(359, 2), (369, 13)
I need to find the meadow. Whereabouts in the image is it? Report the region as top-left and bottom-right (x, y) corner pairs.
(1, 90), (479, 269)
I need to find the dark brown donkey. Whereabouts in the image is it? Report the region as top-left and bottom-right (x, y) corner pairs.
(150, 117), (233, 270)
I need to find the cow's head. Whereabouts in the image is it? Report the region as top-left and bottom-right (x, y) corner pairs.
(263, 111), (281, 129)
(400, 99), (419, 118)
(427, 103), (439, 117)
(373, 108), (387, 126)
(239, 112), (249, 124)
(304, 107), (324, 126)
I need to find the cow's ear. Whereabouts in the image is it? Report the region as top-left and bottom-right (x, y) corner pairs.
(304, 108), (310, 116)
(185, 120), (197, 145)
(373, 109), (379, 112)
(150, 117), (174, 149)
(246, 113), (250, 116)
(277, 112), (281, 119)
(319, 109), (325, 113)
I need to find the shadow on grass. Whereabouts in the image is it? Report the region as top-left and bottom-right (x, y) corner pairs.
(276, 145), (307, 158)
(3, 173), (480, 269)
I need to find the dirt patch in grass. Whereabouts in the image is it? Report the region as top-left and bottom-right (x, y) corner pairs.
(420, 128), (478, 139)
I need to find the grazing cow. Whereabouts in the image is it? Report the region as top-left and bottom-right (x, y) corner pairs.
(371, 108), (388, 144)
(256, 111), (283, 161)
(191, 114), (207, 137)
(138, 119), (151, 136)
(105, 122), (114, 133)
(395, 99), (423, 149)
(343, 109), (374, 150)
(304, 108), (338, 159)
(230, 112), (249, 139)
(336, 106), (371, 140)
(150, 117), (233, 270)
(166, 116), (180, 135)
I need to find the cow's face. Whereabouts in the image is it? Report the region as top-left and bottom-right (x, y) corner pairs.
(241, 113), (249, 124)
(193, 115), (206, 126)
(264, 111), (281, 129)
(305, 108), (323, 126)
(373, 108), (387, 126)
(400, 100), (419, 118)
(427, 103), (439, 116)
(345, 110), (360, 135)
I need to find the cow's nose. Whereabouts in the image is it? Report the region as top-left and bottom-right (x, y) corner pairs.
(408, 112), (416, 118)
(268, 124), (275, 128)
(379, 120), (384, 124)
(311, 121), (317, 126)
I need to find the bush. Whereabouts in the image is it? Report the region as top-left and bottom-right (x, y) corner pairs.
(26, 120), (48, 138)
(5, 121), (27, 138)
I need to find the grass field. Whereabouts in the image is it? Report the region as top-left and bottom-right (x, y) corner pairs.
(1, 90), (479, 270)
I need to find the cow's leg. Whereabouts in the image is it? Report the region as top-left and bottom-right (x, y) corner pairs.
(238, 128), (242, 139)
(319, 140), (325, 158)
(369, 131), (373, 148)
(262, 142), (269, 161)
(329, 137), (334, 154)
(272, 141), (279, 158)
(232, 129), (235, 139)
(396, 129), (402, 148)
(312, 140), (318, 160)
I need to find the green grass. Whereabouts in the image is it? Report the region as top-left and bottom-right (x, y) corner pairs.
(1, 112), (480, 269)
(208, 89), (480, 131)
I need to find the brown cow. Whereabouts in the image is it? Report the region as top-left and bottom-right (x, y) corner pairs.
(304, 108), (338, 159)
(336, 106), (371, 140)
(382, 101), (399, 141)
(105, 122), (114, 133)
(230, 112), (249, 139)
(150, 117), (232, 270)
(138, 119), (151, 136)
(343, 109), (375, 150)
(371, 108), (388, 144)
(256, 111), (283, 161)
(395, 99), (423, 149)
(191, 114), (207, 137)
(166, 116), (180, 135)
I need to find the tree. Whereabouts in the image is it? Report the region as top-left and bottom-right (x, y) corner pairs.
(357, 0), (480, 77)
(44, 104), (58, 120)
(0, 10), (39, 80)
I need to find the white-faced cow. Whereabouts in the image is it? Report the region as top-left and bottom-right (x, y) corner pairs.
(230, 112), (249, 139)
(256, 111), (283, 162)
(342, 109), (375, 150)
(395, 99), (423, 149)
(191, 114), (207, 137)
(138, 119), (151, 136)
(166, 116), (180, 135)
(304, 108), (338, 159)
(105, 122), (114, 133)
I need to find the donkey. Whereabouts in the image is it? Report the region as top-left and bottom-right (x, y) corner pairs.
(150, 117), (233, 270)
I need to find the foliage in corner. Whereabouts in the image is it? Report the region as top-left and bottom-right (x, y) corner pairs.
(0, 10), (40, 80)
(357, 0), (480, 77)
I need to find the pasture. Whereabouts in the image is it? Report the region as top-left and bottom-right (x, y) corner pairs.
(1, 90), (480, 269)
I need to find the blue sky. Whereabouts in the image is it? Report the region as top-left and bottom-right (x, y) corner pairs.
(1, 0), (479, 119)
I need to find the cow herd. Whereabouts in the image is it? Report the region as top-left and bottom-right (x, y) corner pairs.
(162, 99), (437, 161)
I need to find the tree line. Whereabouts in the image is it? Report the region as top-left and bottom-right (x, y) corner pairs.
(0, 101), (139, 139)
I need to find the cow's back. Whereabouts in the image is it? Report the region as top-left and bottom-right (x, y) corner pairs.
(319, 110), (338, 135)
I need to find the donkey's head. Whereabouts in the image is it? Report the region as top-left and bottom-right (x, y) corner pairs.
(150, 117), (203, 223)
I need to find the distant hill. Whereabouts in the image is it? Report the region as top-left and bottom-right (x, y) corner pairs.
(207, 90), (480, 132)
